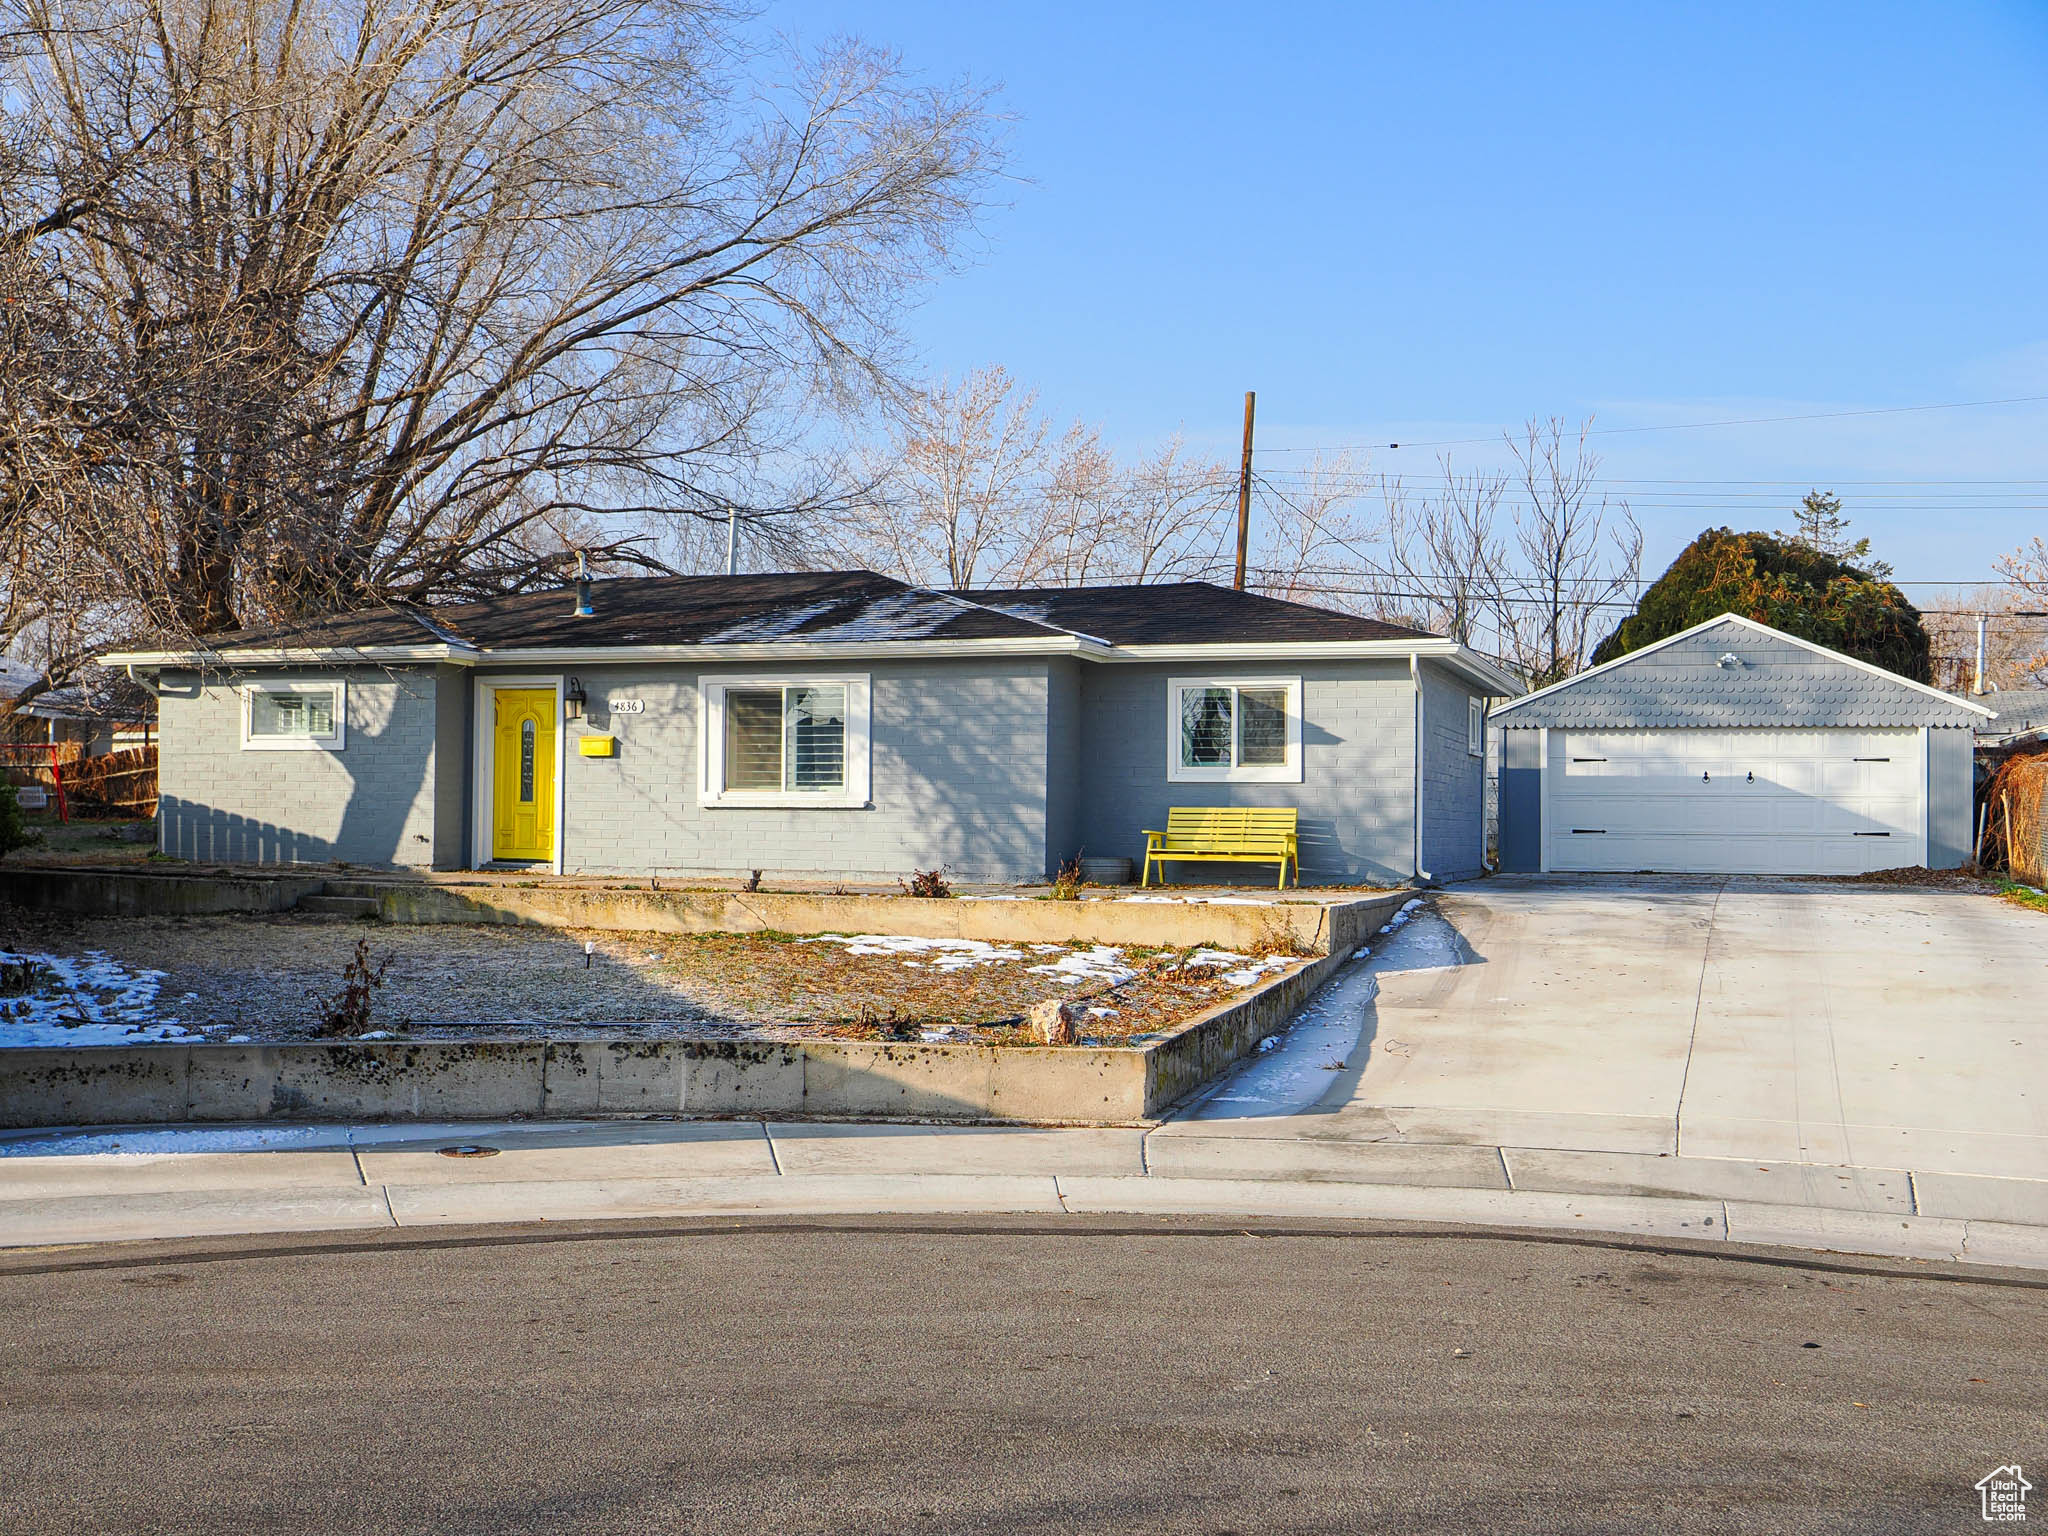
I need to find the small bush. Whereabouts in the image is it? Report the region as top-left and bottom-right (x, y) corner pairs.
(0, 957), (54, 996)
(899, 867), (953, 899)
(314, 938), (395, 1036)
(742, 868), (762, 892)
(0, 783), (36, 861)
(1049, 857), (1082, 901)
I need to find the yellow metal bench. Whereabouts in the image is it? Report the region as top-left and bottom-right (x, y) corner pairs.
(1141, 807), (1299, 889)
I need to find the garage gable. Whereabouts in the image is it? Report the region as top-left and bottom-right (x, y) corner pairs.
(1489, 614), (1992, 731)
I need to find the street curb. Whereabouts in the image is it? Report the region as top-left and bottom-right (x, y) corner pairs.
(3, 1168), (2045, 1271)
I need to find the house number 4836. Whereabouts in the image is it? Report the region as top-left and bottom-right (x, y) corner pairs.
(609, 698), (646, 714)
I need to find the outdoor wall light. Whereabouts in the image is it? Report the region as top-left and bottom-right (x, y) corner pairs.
(564, 676), (587, 721)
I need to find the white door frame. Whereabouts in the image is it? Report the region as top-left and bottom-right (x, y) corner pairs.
(471, 674), (566, 874)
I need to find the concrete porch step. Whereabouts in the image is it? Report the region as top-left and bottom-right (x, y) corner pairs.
(296, 894), (382, 919)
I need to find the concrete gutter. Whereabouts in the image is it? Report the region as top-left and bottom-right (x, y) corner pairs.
(0, 894), (1404, 1130)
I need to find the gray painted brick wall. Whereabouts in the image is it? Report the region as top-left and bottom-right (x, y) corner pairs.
(157, 667), (442, 866)
(1044, 659), (1082, 869)
(1419, 661), (1486, 880)
(1072, 661), (1418, 886)
(549, 660), (1052, 882)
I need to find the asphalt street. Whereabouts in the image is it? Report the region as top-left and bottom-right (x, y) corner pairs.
(2, 1215), (2043, 1534)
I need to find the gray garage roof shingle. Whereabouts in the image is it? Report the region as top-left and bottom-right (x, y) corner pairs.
(1492, 615), (1991, 730)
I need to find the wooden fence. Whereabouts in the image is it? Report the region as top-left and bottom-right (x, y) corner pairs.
(1, 744), (157, 817)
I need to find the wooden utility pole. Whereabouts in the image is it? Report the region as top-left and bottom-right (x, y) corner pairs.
(1233, 390), (1257, 590)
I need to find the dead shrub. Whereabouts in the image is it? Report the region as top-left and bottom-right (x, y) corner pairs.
(314, 938), (395, 1037)
(1049, 857), (1082, 901)
(0, 957), (53, 996)
(899, 867), (953, 899)
(1982, 752), (2048, 885)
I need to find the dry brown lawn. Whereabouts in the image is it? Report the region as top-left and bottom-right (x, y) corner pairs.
(0, 908), (1308, 1047)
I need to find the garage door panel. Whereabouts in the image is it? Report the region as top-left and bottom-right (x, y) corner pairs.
(1545, 728), (1924, 874)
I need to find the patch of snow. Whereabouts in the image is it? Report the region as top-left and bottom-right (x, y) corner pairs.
(1086, 1006), (1120, 1018)
(957, 894), (1021, 901)
(359, 1030), (396, 1040)
(1256, 1034), (1282, 1053)
(0, 950), (191, 1047)
(1024, 945), (1134, 984)
(799, 933), (1029, 971)
(706, 590), (984, 645)
(695, 598), (840, 644)
(0, 1124), (349, 1157)
(1178, 948), (1302, 988)
(226, 1034), (251, 1042)
(1377, 898), (1427, 935)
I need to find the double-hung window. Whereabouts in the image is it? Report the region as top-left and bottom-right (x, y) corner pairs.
(241, 680), (346, 750)
(1166, 677), (1302, 783)
(701, 676), (871, 807)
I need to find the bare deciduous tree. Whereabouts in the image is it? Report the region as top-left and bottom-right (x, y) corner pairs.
(1499, 417), (1642, 685)
(1380, 458), (1511, 644)
(1923, 585), (2048, 694)
(0, 0), (1002, 711)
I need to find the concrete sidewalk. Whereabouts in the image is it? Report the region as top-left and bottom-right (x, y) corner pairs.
(3, 1113), (2046, 1268)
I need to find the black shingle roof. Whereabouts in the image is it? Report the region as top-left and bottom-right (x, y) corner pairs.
(948, 582), (1430, 644)
(160, 571), (1436, 654)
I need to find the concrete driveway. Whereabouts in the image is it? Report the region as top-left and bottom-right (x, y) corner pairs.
(1164, 876), (2048, 1191)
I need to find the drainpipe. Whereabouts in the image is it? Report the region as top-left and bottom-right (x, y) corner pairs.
(1974, 614), (1987, 695)
(1411, 654), (1432, 884)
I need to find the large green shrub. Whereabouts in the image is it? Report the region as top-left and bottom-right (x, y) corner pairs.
(1590, 527), (1932, 682)
(0, 782), (31, 860)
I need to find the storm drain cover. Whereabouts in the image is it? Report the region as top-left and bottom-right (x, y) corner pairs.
(436, 1144), (501, 1158)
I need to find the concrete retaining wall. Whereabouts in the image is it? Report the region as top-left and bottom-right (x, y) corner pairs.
(0, 893), (1403, 1127)
(347, 882), (1384, 955)
(0, 868), (1402, 956)
(0, 867), (330, 917)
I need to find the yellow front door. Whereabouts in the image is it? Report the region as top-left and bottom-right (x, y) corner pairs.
(491, 688), (556, 862)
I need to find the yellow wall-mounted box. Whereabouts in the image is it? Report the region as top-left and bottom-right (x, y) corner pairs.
(576, 734), (617, 757)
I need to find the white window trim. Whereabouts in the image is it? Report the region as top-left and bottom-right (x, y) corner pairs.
(240, 678), (346, 751)
(1165, 676), (1304, 785)
(699, 673), (872, 809)
(1468, 696), (1484, 757)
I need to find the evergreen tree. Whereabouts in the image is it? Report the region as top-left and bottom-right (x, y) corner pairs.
(1779, 490), (1893, 578)
(1590, 527), (1931, 681)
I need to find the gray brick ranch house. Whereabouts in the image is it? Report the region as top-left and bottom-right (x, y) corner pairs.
(101, 572), (1523, 885)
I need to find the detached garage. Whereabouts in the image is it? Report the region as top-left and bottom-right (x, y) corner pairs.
(1494, 614), (1994, 875)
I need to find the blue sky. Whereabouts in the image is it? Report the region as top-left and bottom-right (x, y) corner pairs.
(764, 0), (2048, 587)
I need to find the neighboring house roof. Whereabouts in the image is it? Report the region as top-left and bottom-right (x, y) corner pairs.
(1490, 613), (1994, 730)
(1, 660), (156, 724)
(1975, 686), (2048, 744)
(99, 569), (1525, 694)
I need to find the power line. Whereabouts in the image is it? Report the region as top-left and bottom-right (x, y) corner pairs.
(1253, 393), (2048, 454)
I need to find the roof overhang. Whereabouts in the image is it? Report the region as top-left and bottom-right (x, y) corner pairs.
(1105, 639), (1522, 695)
(100, 634), (1527, 693)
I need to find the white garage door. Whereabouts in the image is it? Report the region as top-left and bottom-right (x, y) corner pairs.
(1544, 728), (1926, 874)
